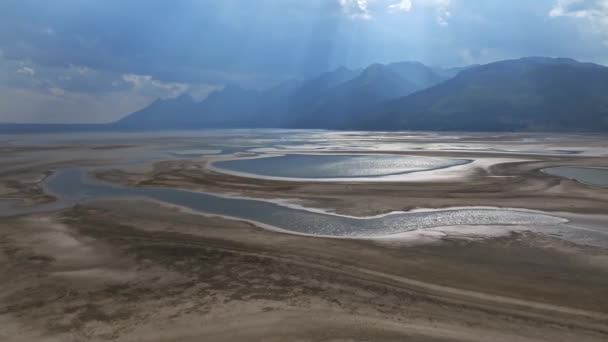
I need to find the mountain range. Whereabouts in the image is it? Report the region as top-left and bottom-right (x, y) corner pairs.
(115, 61), (451, 130)
(2, 57), (608, 133)
(370, 57), (608, 131)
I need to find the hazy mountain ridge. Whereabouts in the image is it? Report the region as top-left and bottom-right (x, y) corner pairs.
(367, 57), (608, 131)
(286, 64), (427, 128)
(114, 61), (446, 130)
(2, 57), (608, 133)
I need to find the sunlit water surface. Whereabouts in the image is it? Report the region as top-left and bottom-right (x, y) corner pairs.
(2, 130), (607, 245)
(213, 154), (471, 179)
(1, 168), (596, 247)
(543, 167), (608, 187)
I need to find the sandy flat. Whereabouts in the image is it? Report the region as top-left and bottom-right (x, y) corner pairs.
(1, 200), (608, 341)
(2, 135), (608, 341)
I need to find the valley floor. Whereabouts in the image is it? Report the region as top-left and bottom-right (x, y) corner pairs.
(1, 132), (608, 341)
(2, 200), (608, 341)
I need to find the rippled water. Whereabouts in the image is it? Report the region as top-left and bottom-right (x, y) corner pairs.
(2, 131), (606, 246)
(212, 154), (471, 179)
(543, 167), (608, 187)
(35, 169), (573, 238)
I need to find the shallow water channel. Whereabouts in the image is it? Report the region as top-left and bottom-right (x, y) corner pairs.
(543, 167), (608, 187)
(31, 168), (608, 244)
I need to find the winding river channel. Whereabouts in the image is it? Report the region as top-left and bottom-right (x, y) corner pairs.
(4, 167), (597, 246)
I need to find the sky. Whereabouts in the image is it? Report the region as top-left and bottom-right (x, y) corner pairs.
(0, 0), (607, 123)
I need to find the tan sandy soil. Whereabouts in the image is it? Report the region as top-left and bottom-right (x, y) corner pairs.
(1, 199), (607, 341)
(2, 139), (608, 341)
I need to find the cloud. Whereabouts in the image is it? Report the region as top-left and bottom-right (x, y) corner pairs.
(69, 64), (90, 75)
(550, 0), (608, 43)
(6, 59), (130, 96)
(41, 27), (55, 36)
(48, 87), (65, 96)
(122, 73), (224, 101)
(417, 0), (452, 25)
(388, 0), (412, 12)
(122, 73), (190, 99)
(339, 0), (372, 19)
(0, 52), (220, 123)
(340, 0), (452, 25)
(0, 85), (152, 123)
(16, 66), (35, 76)
(122, 72), (223, 102)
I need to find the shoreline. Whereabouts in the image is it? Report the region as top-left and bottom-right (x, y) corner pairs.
(92, 149), (608, 216)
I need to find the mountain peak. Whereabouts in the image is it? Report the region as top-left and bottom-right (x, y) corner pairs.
(518, 56), (578, 64)
(364, 63), (385, 70)
(378, 56), (608, 132)
(359, 64), (391, 78)
(388, 61), (425, 68)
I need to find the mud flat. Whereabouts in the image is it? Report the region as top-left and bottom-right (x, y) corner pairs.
(1, 200), (608, 341)
(1, 132), (608, 341)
